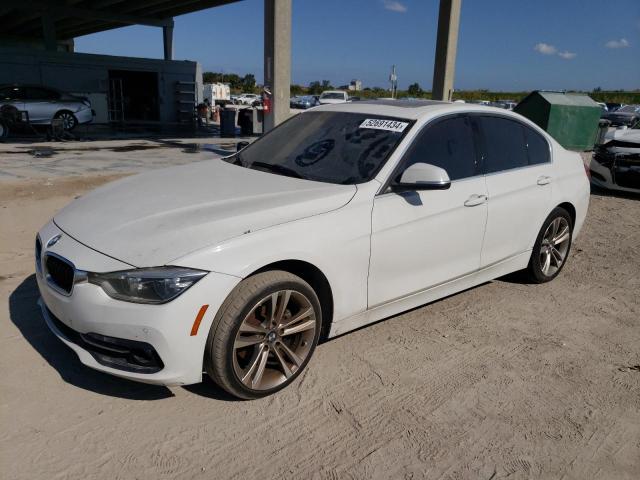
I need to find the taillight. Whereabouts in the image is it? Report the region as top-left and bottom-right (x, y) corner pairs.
(583, 161), (591, 180)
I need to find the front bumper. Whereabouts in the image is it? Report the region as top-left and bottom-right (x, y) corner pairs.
(36, 221), (240, 386)
(590, 155), (640, 194)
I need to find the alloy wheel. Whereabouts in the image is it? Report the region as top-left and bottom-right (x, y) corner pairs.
(58, 112), (76, 130)
(539, 217), (571, 277)
(232, 289), (317, 391)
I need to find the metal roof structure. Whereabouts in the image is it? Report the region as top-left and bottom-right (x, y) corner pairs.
(0, 0), (241, 41)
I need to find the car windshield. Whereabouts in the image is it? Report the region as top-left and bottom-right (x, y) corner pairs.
(321, 93), (345, 99)
(618, 105), (639, 113)
(226, 111), (412, 184)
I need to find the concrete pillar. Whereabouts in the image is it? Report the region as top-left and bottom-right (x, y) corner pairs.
(42, 14), (57, 52)
(431, 0), (462, 101)
(264, 0), (291, 131)
(163, 19), (174, 61)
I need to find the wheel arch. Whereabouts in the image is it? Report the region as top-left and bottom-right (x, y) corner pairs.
(250, 259), (334, 340)
(54, 108), (75, 118)
(556, 201), (576, 226)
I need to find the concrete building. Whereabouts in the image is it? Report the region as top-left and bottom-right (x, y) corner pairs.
(0, 47), (201, 125)
(0, 0), (460, 131)
(348, 79), (362, 92)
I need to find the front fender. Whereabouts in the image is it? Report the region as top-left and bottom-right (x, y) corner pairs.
(172, 193), (374, 324)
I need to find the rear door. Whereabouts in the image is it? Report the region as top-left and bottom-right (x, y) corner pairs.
(473, 115), (554, 267)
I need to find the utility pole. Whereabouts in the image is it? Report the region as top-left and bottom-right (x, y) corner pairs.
(264, 0), (292, 131)
(389, 65), (397, 99)
(432, 0), (462, 101)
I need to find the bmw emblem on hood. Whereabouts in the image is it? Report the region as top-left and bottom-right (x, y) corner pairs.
(46, 234), (62, 248)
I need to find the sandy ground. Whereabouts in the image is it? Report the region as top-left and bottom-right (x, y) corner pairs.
(1, 145), (639, 479)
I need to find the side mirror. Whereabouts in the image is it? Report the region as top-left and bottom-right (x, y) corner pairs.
(392, 163), (451, 191)
(236, 141), (250, 152)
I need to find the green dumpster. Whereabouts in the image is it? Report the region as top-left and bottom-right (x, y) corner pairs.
(514, 91), (601, 151)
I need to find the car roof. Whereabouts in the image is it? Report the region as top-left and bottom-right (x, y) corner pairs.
(312, 99), (523, 120)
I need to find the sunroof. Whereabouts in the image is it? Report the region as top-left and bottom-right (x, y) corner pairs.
(359, 99), (449, 108)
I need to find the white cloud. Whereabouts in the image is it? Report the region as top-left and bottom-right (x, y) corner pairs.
(534, 43), (557, 55)
(605, 38), (630, 49)
(558, 50), (576, 59)
(382, 1), (407, 13)
(534, 43), (576, 59)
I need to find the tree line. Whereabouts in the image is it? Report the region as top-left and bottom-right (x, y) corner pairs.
(203, 72), (640, 103)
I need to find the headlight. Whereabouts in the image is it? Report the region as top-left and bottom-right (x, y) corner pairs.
(88, 267), (207, 304)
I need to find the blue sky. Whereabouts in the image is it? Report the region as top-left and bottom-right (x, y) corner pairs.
(75, 0), (639, 91)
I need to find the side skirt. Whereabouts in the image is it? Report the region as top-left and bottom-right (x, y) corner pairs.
(327, 251), (531, 338)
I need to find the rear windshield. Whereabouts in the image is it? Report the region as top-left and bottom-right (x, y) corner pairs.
(226, 111), (412, 184)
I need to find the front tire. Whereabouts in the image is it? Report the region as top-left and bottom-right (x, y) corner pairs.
(205, 271), (322, 399)
(526, 207), (573, 283)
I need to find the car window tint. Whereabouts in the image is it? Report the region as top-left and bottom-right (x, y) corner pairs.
(524, 127), (550, 165)
(401, 116), (478, 181)
(232, 111), (411, 184)
(25, 87), (58, 100)
(479, 116), (528, 173)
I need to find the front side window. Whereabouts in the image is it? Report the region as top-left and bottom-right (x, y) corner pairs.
(399, 116), (478, 181)
(226, 111), (411, 184)
(478, 116), (528, 174)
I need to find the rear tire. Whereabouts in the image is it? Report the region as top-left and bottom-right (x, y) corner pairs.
(204, 271), (322, 399)
(54, 110), (77, 131)
(526, 207), (573, 283)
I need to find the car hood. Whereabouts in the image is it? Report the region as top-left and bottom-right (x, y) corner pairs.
(54, 159), (356, 267)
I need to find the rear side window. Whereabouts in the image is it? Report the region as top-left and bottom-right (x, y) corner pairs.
(25, 87), (59, 100)
(478, 116), (528, 174)
(401, 116), (478, 181)
(524, 127), (550, 165)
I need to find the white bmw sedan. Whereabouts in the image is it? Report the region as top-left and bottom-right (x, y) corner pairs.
(36, 101), (589, 399)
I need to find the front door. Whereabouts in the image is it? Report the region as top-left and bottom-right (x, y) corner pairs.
(368, 115), (488, 307)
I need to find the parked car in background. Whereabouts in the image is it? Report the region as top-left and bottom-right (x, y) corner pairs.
(0, 84), (93, 130)
(318, 90), (349, 104)
(290, 95), (319, 109)
(596, 102), (608, 113)
(590, 131), (640, 193)
(601, 104), (640, 127)
(235, 93), (261, 106)
(36, 101), (589, 399)
(605, 102), (623, 113)
(493, 99), (517, 110)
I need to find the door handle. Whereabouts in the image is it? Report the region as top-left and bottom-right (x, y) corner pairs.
(464, 194), (488, 207)
(537, 175), (552, 186)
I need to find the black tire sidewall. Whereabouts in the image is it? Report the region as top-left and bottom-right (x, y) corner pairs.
(528, 207), (573, 283)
